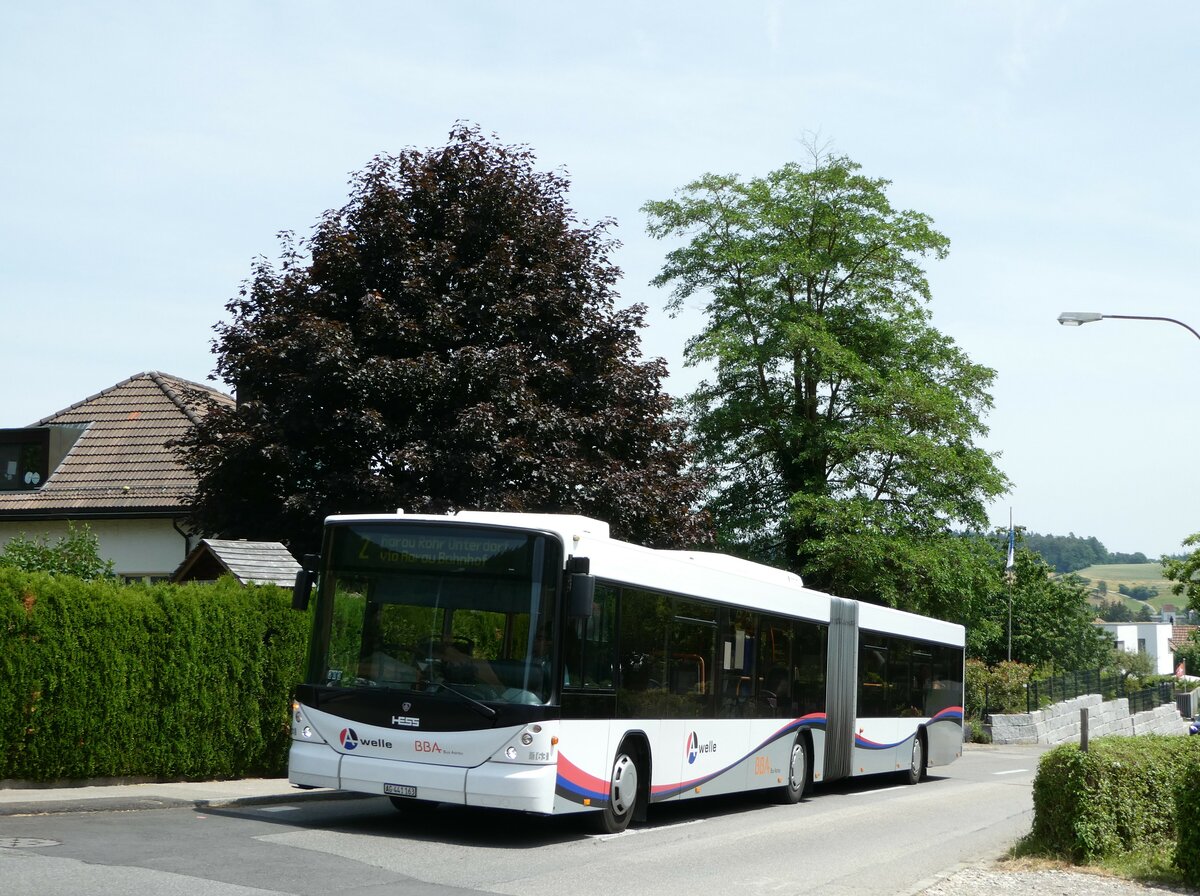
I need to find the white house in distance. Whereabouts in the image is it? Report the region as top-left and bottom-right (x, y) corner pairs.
(0, 372), (234, 581)
(1096, 622), (1175, 675)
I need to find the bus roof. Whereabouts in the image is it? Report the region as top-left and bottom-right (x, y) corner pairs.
(323, 510), (965, 648)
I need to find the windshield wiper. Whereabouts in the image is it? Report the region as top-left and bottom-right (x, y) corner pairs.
(425, 682), (498, 720)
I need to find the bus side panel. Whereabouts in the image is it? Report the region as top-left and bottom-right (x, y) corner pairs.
(554, 719), (624, 815)
(654, 719), (748, 801)
(849, 710), (962, 777)
(555, 718), (822, 812)
(926, 708), (964, 768)
(851, 718), (919, 776)
(670, 717), (829, 799)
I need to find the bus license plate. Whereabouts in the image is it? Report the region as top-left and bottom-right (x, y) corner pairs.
(383, 783), (417, 799)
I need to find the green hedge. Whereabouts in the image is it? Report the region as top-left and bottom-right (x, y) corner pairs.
(0, 568), (309, 782)
(1177, 760), (1200, 886)
(1030, 735), (1200, 875)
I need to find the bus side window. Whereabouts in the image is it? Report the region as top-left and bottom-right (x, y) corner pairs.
(794, 618), (827, 717)
(565, 583), (617, 689)
(755, 617), (792, 718)
(858, 642), (889, 717)
(720, 610), (757, 718)
(668, 599), (717, 716)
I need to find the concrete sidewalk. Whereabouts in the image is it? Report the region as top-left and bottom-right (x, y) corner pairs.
(0, 778), (357, 816)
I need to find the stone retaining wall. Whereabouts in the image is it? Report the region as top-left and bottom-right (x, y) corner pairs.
(989, 693), (1190, 745)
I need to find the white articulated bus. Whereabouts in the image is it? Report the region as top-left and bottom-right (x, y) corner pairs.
(288, 511), (964, 832)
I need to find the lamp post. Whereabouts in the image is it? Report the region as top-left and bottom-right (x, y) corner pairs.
(1055, 308), (1198, 680)
(1057, 311), (1200, 341)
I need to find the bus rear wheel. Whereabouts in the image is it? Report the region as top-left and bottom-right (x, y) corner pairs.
(594, 750), (639, 834)
(906, 734), (925, 785)
(778, 735), (809, 804)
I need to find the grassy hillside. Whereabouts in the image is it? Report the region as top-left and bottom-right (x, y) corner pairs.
(1069, 562), (1183, 614)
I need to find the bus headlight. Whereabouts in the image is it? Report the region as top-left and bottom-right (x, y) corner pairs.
(521, 733), (534, 746)
(505, 746), (518, 760)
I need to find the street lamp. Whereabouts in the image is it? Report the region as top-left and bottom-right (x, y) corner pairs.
(1057, 311), (1200, 341)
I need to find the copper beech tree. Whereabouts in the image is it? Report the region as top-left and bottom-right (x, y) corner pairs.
(177, 125), (709, 553)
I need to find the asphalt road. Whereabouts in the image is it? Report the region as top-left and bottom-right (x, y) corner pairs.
(0, 744), (1045, 896)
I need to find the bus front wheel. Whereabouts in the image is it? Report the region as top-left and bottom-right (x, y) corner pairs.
(595, 750), (639, 834)
(778, 735), (809, 804)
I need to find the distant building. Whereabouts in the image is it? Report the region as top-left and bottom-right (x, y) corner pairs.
(1096, 622), (1175, 675)
(0, 372), (233, 580)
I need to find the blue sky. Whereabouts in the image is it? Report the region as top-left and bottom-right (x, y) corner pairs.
(3, 2), (1198, 558)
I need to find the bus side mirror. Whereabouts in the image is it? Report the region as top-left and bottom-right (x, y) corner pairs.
(292, 554), (319, 611)
(565, 556), (594, 618)
(568, 573), (595, 618)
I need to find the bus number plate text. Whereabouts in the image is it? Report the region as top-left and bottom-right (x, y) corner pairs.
(383, 783), (417, 798)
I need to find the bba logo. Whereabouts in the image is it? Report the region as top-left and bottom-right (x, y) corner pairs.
(685, 731), (717, 765)
(340, 728), (360, 751)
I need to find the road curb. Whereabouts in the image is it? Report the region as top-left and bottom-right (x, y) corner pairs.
(0, 788), (369, 817)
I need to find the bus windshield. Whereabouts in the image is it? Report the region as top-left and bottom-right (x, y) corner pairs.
(310, 523), (563, 706)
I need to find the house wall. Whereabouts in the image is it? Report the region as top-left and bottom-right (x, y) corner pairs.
(1097, 622), (1175, 675)
(0, 518), (197, 580)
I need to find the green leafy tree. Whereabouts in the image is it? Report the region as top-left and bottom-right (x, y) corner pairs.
(1176, 633), (1200, 676)
(0, 522), (114, 580)
(1119, 583), (1158, 601)
(177, 125), (710, 553)
(643, 145), (1007, 603)
(981, 552), (1110, 670)
(1105, 645), (1154, 685)
(1098, 598), (1133, 622)
(1021, 531), (1109, 573)
(1163, 533), (1200, 615)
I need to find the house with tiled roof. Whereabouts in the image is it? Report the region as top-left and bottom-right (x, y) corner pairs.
(1171, 624), (1198, 652)
(0, 372), (235, 580)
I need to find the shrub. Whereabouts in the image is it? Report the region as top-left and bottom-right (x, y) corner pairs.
(965, 658), (1032, 719)
(965, 718), (991, 744)
(1029, 736), (1200, 862)
(0, 522), (114, 580)
(0, 568), (308, 781)
(1177, 760), (1200, 887)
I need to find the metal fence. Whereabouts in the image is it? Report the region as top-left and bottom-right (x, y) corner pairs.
(1025, 669), (1104, 711)
(1025, 668), (1175, 714)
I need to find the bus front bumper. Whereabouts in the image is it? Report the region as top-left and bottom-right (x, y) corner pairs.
(288, 740), (557, 814)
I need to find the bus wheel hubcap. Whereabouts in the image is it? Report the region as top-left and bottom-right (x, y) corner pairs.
(611, 754), (637, 816)
(790, 743), (804, 790)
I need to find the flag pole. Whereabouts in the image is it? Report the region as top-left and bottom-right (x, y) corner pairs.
(1006, 508), (1014, 662)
